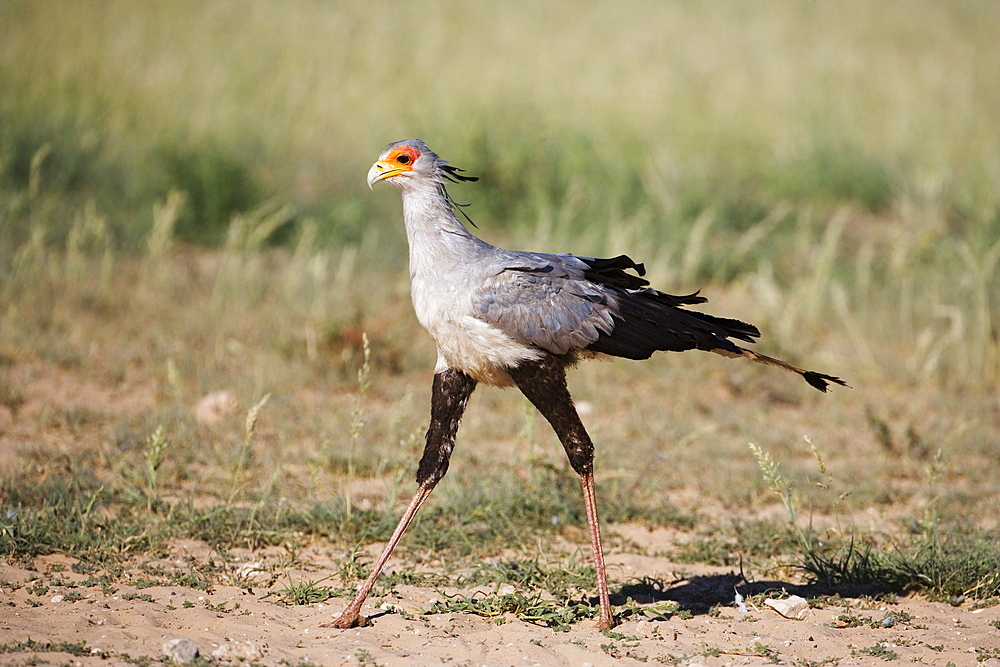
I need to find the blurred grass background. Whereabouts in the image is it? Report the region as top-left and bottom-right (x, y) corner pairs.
(2, 0), (998, 387)
(0, 0), (999, 582)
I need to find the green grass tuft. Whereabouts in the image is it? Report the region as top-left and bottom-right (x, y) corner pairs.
(425, 590), (597, 631)
(804, 529), (1000, 601)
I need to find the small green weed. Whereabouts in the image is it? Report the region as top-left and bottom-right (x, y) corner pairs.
(599, 633), (644, 661)
(143, 424), (168, 510)
(228, 393), (271, 505)
(854, 642), (899, 661)
(749, 641), (779, 661)
(803, 531), (1000, 601)
(203, 599), (237, 613)
(0, 639), (96, 658)
(425, 590), (596, 631)
(458, 558), (595, 599)
(342, 332), (372, 516)
(750, 443), (1000, 601)
(976, 647), (1000, 661)
(27, 583), (49, 596)
(266, 575), (337, 606)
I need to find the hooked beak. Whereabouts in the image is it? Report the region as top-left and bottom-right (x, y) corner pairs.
(367, 160), (407, 189)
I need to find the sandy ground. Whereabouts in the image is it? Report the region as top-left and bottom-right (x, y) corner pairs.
(2, 362), (1000, 666)
(2, 546), (1000, 666)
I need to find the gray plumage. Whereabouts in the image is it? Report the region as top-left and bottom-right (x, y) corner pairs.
(367, 138), (846, 391)
(332, 139), (845, 631)
(474, 253), (614, 355)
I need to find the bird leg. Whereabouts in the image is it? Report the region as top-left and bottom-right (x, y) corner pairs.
(580, 469), (613, 628)
(508, 356), (616, 629)
(325, 485), (432, 628)
(327, 369), (476, 629)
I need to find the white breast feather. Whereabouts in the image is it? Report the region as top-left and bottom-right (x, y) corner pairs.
(409, 246), (540, 386)
(397, 172), (544, 386)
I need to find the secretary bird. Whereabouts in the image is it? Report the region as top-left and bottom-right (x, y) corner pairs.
(330, 139), (846, 630)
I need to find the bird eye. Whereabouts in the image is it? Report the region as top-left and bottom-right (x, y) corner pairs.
(396, 154), (411, 165)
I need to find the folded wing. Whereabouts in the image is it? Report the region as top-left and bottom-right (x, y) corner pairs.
(473, 252), (761, 360)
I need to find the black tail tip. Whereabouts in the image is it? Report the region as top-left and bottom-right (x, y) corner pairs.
(803, 371), (850, 393)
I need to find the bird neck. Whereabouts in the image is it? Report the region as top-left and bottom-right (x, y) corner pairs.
(400, 180), (487, 262)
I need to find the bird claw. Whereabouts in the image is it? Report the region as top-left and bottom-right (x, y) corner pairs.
(323, 611), (370, 629)
(594, 615), (616, 630)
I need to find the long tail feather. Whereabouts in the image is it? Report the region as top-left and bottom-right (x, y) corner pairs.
(578, 256), (847, 392)
(719, 348), (849, 392)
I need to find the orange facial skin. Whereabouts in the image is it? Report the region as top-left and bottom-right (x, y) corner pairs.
(367, 145), (422, 188)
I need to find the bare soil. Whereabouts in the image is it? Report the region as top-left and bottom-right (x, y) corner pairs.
(3, 550), (999, 666)
(2, 361), (999, 666)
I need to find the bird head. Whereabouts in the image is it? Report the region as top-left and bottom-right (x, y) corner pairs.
(367, 139), (478, 190)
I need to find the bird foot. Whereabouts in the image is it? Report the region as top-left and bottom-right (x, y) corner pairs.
(594, 615), (616, 630)
(323, 610), (370, 629)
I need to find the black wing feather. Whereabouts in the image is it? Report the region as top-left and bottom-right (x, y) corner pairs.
(577, 255), (760, 361)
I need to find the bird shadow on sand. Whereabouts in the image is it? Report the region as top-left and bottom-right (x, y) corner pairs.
(608, 572), (886, 619)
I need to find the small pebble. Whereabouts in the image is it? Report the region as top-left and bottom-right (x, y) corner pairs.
(212, 640), (264, 661)
(764, 595), (810, 620)
(635, 620), (661, 638)
(162, 638), (200, 664)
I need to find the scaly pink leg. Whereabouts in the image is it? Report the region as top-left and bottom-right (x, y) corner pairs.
(582, 471), (615, 629)
(328, 369), (476, 629)
(508, 356), (617, 629)
(325, 485), (432, 628)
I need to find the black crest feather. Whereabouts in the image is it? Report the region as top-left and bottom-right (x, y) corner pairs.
(439, 164), (480, 228)
(441, 164), (479, 183)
